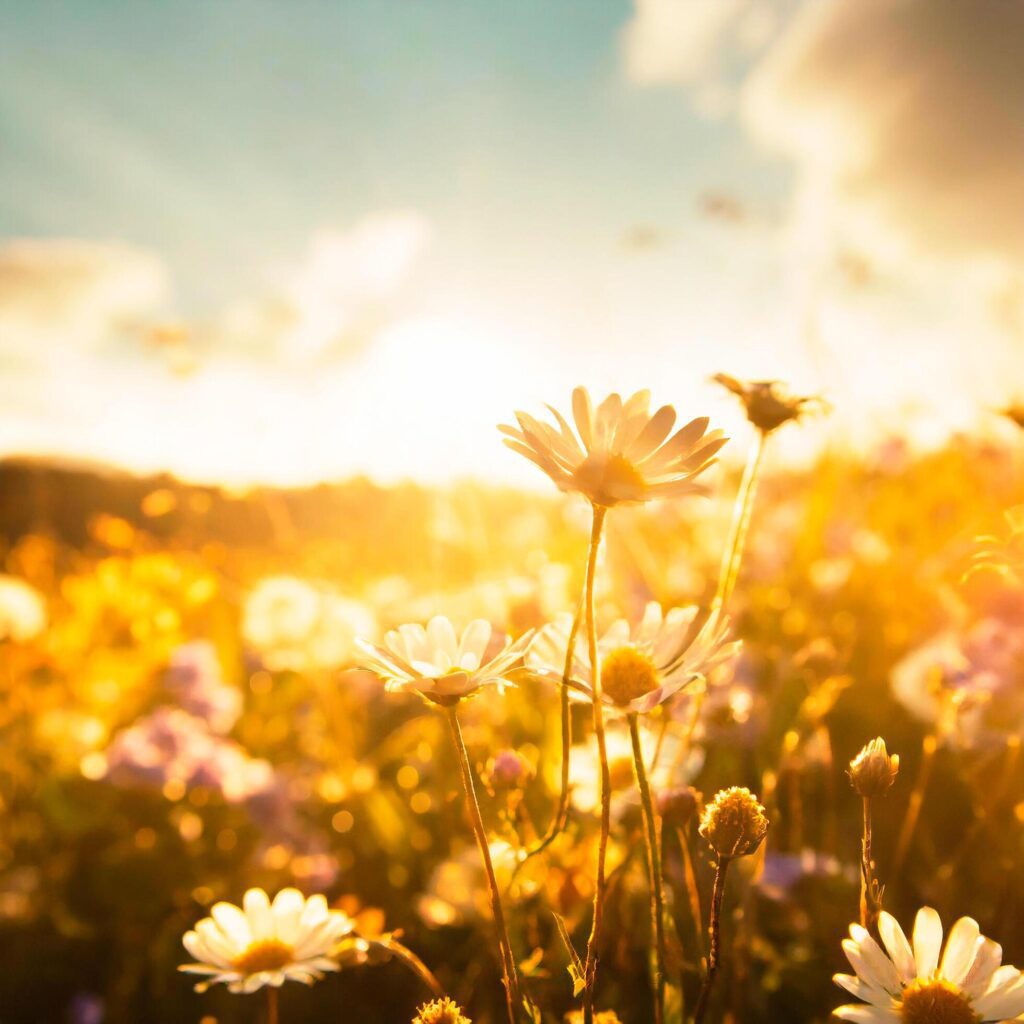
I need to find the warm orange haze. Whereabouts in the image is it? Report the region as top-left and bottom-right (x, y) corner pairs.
(2, 2), (1024, 1023)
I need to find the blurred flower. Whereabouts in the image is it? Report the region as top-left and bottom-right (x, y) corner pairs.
(179, 887), (352, 993)
(834, 908), (1024, 1022)
(418, 841), (518, 926)
(412, 997), (472, 1024)
(848, 738), (900, 799)
(243, 576), (376, 672)
(67, 993), (104, 1024)
(482, 749), (533, 796)
(499, 386), (726, 507)
(167, 641), (242, 734)
(712, 374), (825, 434)
(356, 616), (531, 704)
(102, 707), (274, 802)
(656, 786), (701, 828)
(565, 1012), (623, 1023)
(758, 850), (846, 902)
(0, 574), (47, 642)
(528, 602), (737, 715)
(699, 787), (769, 859)
(891, 618), (1024, 746)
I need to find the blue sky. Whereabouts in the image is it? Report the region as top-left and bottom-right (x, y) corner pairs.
(0, 0), (781, 310)
(0, 0), (1020, 485)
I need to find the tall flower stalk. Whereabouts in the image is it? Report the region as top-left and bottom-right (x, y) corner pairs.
(847, 738), (899, 930)
(501, 387), (728, 1021)
(447, 705), (522, 1022)
(628, 712), (667, 1024)
(693, 788), (769, 1024)
(356, 616), (534, 1024)
(581, 505), (610, 1022)
(713, 427), (766, 615)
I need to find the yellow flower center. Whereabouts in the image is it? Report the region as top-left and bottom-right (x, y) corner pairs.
(899, 979), (979, 1024)
(571, 452), (647, 506)
(232, 939), (295, 975)
(601, 646), (659, 706)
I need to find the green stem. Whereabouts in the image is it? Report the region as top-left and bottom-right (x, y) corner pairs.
(859, 796), (877, 930)
(446, 705), (521, 1024)
(630, 714), (667, 1024)
(581, 504), (609, 1024)
(266, 986), (279, 1024)
(713, 429), (766, 615)
(515, 589), (585, 873)
(693, 856), (731, 1024)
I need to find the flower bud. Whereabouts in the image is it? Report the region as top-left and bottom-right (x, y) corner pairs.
(699, 786), (769, 859)
(482, 749), (533, 795)
(848, 737), (899, 798)
(413, 997), (471, 1024)
(656, 786), (702, 828)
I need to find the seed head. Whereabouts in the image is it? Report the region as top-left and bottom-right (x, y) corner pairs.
(713, 373), (824, 434)
(699, 786), (769, 859)
(848, 738), (900, 798)
(413, 997), (472, 1024)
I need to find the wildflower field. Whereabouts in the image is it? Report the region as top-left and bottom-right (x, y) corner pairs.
(5, 1), (1024, 1021)
(3, 389), (1024, 1024)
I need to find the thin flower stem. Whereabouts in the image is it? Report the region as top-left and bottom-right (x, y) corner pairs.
(514, 588), (585, 874)
(375, 935), (445, 999)
(713, 428), (766, 616)
(446, 705), (521, 1024)
(629, 713), (667, 1024)
(581, 504), (609, 1024)
(859, 796), (878, 930)
(893, 731), (938, 878)
(266, 986), (279, 1024)
(693, 856), (731, 1024)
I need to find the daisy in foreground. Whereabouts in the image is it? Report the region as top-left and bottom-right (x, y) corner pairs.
(834, 907), (1024, 1023)
(356, 615), (532, 705)
(528, 601), (738, 716)
(499, 386), (727, 507)
(179, 887), (352, 993)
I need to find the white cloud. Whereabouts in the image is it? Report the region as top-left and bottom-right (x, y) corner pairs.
(0, 238), (166, 358)
(622, 0), (748, 86)
(213, 211), (431, 365)
(742, 0), (1024, 276)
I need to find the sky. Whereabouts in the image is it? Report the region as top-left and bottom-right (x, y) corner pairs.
(1, 0), (1023, 486)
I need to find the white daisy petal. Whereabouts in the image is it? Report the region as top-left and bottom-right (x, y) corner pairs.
(833, 974), (896, 1009)
(912, 906), (943, 978)
(878, 912), (917, 984)
(210, 902), (252, 949)
(848, 926), (902, 995)
(243, 888), (274, 941)
(940, 916), (981, 986)
(832, 1004), (897, 1023)
(271, 888), (306, 944)
(974, 974), (1024, 1020)
(962, 938), (1002, 998)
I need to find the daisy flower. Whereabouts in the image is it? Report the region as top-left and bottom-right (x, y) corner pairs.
(527, 602), (738, 715)
(499, 386), (727, 507)
(834, 907), (1024, 1023)
(356, 615), (532, 704)
(179, 887), (353, 993)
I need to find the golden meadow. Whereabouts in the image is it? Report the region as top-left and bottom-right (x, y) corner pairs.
(3, 384), (1024, 1024)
